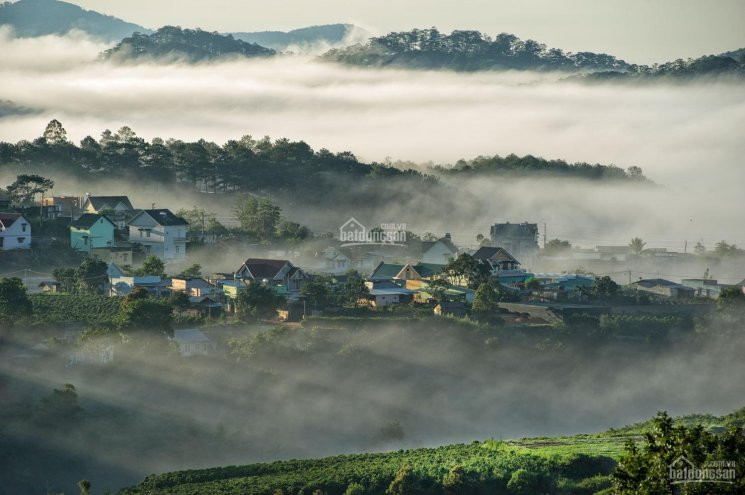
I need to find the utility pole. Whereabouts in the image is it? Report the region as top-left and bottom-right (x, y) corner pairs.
(39, 191), (44, 236)
(543, 223), (547, 249)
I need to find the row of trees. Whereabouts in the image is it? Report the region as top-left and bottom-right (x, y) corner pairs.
(441, 153), (647, 182)
(0, 120), (427, 197)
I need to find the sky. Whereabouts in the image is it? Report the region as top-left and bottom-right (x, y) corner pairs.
(68, 0), (745, 64)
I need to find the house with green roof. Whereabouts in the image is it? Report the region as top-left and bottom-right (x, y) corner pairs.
(70, 213), (116, 254)
(368, 262), (446, 281)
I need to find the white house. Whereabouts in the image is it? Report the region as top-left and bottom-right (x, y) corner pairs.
(173, 329), (216, 357)
(316, 246), (352, 274)
(0, 213), (31, 250)
(421, 234), (458, 264)
(127, 209), (188, 261)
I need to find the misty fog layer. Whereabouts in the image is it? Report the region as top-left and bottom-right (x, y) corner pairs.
(3, 322), (745, 494)
(1, 29), (744, 251)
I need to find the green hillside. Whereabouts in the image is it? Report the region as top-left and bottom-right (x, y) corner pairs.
(119, 407), (744, 495)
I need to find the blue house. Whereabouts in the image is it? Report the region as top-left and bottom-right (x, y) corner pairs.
(70, 213), (116, 253)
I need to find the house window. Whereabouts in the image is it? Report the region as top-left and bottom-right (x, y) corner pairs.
(146, 230), (151, 238)
(21, 223), (27, 232)
(175, 246), (180, 254)
(17, 237), (25, 243)
(0, 237), (3, 248)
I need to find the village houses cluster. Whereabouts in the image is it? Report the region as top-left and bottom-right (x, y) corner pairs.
(3, 192), (744, 355)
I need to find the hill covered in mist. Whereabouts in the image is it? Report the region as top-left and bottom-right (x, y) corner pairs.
(579, 53), (745, 81)
(321, 27), (745, 80)
(102, 26), (276, 62)
(433, 154), (650, 182)
(232, 24), (367, 52)
(4, 312), (745, 495)
(0, 0), (149, 41)
(321, 28), (632, 72)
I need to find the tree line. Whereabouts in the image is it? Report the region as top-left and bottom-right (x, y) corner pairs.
(0, 120), (430, 200)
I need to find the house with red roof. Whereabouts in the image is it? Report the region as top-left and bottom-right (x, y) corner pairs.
(0, 213), (31, 250)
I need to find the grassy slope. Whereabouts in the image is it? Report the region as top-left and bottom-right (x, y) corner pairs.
(118, 407), (744, 495)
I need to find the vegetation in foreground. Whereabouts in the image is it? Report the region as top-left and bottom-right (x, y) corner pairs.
(118, 407), (745, 495)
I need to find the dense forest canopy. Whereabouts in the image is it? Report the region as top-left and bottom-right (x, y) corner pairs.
(0, 121), (649, 201)
(321, 28), (745, 79)
(102, 26), (276, 62)
(435, 154), (649, 182)
(321, 28), (632, 72)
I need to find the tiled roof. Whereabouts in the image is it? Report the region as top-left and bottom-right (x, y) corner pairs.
(86, 196), (133, 210)
(141, 209), (188, 226)
(411, 263), (446, 277)
(241, 258), (290, 279)
(369, 263), (405, 280)
(0, 213), (22, 228)
(422, 237), (457, 254)
(472, 246), (519, 264)
(71, 213), (114, 229)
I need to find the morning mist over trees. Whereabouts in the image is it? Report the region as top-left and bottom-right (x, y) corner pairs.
(1, 1), (744, 494)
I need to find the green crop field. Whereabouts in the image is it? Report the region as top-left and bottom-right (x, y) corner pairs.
(118, 407), (744, 495)
(29, 293), (122, 324)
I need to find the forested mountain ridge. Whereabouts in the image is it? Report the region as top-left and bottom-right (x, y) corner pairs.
(580, 53), (745, 81)
(102, 26), (275, 62)
(721, 47), (745, 61)
(320, 28), (632, 72)
(0, 0), (149, 41)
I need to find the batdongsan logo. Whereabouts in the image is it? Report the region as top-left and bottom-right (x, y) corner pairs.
(339, 217), (407, 247)
(668, 455), (736, 485)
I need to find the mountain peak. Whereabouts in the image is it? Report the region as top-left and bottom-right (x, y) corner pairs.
(0, 0), (150, 41)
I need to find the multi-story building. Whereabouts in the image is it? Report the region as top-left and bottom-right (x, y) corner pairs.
(127, 209), (188, 261)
